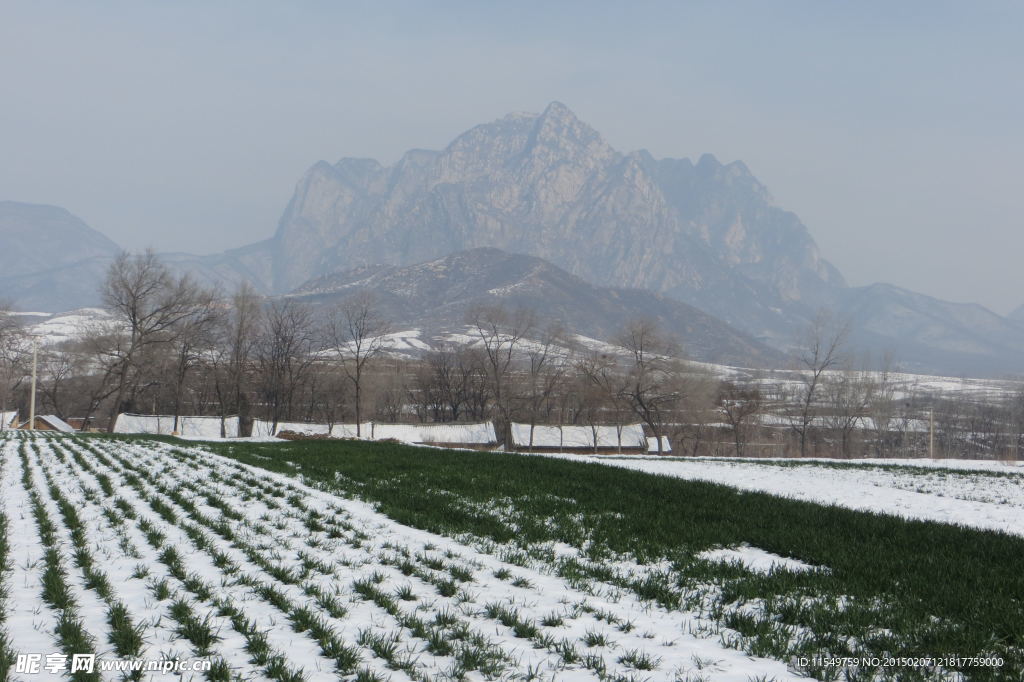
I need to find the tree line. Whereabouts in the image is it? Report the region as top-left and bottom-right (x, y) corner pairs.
(1, 251), (1022, 460)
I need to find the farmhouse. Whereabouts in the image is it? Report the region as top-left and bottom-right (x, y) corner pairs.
(16, 414), (76, 433)
(113, 413), (239, 438)
(0, 411), (17, 429)
(510, 423), (647, 453)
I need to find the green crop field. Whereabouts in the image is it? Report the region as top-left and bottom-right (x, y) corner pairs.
(132, 435), (1023, 681)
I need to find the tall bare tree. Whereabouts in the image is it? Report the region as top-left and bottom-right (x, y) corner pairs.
(328, 292), (390, 437)
(0, 299), (27, 428)
(467, 304), (535, 447)
(720, 381), (762, 457)
(169, 288), (218, 432)
(787, 311), (849, 457)
(101, 251), (210, 431)
(824, 367), (870, 458)
(615, 318), (685, 455)
(255, 299), (322, 432)
(211, 282), (262, 436)
(519, 323), (572, 448)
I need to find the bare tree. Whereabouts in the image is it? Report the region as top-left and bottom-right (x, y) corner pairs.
(211, 282), (262, 436)
(467, 304), (535, 447)
(863, 357), (899, 458)
(327, 292), (390, 437)
(0, 300), (27, 428)
(614, 318), (686, 455)
(720, 381), (762, 457)
(101, 251), (210, 431)
(519, 323), (572, 448)
(823, 367), (870, 458)
(169, 288), (218, 432)
(787, 311), (849, 457)
(255, 299), (323, 431)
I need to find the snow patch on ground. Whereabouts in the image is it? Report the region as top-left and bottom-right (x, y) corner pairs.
(525, 452), (1024, 537)
(699, 545), (822, 574)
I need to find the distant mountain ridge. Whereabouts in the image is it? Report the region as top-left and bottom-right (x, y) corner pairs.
(0, 201), (120, 311)
(4, 103), (1024, 376)
(291, 247), (786, 368)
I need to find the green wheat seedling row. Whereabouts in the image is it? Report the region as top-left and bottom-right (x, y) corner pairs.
(0, 441), (18, 679)
(122, 441), (678, 677)
(91, 442), (514, 681)
(26, 437), (248, 680)
(40, 438), (345, 680)
(72, 438), (696, 675)
(17, 439), (102, 682)
(63, 437), (446, 680)
(149, 433), (1024, 681)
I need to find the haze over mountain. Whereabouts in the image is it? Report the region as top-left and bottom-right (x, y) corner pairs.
(0, 201), (120, 311)
(291, 247), (785, 368)
(256, 102), (843, 342)
(3, 104), (1024, 377)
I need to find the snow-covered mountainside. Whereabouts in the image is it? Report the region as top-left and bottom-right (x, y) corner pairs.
(291, 248), (786, 368)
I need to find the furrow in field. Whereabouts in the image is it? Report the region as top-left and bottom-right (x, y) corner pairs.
(1, 436), (81, 677)
(13, 436), (104, 680)
(33, 437), (207, 674)
(0, 436), (20, 677)
(86, 440), (433, 681)
(50, 436), (316, 681)
(110, 438), (806, 681)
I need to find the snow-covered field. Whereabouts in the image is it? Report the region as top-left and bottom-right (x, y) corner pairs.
(0, 433), (805, 681)
(534, 453), (1024, 537)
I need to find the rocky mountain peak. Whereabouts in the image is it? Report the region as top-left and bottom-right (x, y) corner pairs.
(269, 104), (847, 330)
(525, 101), (615, 162)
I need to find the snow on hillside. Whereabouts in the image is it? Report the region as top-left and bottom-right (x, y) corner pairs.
(23, 307), (118, 346)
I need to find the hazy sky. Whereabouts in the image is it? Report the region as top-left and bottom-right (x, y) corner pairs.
(2, 1), (1022, 312)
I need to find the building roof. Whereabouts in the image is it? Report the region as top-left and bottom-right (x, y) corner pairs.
(0, 411), (17, 428)
(19, 414), (76, 433)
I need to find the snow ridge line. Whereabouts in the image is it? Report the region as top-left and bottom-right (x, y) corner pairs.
(0, 437), (18, 677)
(29, 439), (150, 667)
(16, 436), (102, 681)
(33, 438), (195, 674)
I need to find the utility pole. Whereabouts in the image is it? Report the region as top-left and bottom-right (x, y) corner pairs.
(28, 335), (38, 431)
(929, 408), (934, 459)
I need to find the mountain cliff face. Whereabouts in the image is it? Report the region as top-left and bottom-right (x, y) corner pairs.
(292, 248), (786, 368)
(270, 102), (843, 338)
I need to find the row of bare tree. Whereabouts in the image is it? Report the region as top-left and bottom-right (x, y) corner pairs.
(1, 252), (1022, 459)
